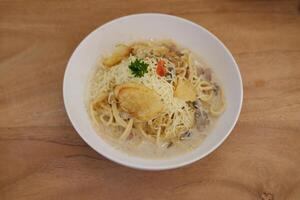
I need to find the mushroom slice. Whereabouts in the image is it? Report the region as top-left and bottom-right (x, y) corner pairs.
(114, 83), (164, 121)
(174, 79), (197, 101)
(103, 44), (132, 67)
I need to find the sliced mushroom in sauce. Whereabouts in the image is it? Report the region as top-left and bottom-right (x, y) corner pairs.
(165, 66), (176, 83)
(203, 68), (212, 81)
(167, 142), (173, 148)
(196, 67), (204, 76)
(180, 130), (192, 140)
(160, 141), (174, 148)
(213, 83), (220, 95)
(193, 99), (210, 131)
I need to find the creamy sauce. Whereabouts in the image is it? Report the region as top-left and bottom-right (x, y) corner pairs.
(87, 40), (225, 159)
(93, 118), (216, 159)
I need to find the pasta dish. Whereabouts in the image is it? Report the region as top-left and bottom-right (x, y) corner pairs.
(88, 40), (225, 157)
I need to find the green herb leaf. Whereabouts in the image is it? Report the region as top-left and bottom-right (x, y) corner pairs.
(128, 58), (149, 78)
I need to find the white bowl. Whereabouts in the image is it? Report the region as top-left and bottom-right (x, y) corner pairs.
(63, 13), (243, 170)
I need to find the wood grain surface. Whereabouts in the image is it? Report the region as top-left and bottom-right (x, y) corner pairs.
(1, 0), (300, 199)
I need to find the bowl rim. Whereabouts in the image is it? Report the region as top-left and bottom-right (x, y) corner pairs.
(63, 13), (243, 170)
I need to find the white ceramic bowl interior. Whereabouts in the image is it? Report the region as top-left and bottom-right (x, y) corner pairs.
(63, 13), (243, 170)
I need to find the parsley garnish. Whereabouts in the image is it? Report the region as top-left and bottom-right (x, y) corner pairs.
(128, 58), (149, 78)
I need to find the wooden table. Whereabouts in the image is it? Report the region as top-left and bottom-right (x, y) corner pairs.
(1, 1), (300, 199)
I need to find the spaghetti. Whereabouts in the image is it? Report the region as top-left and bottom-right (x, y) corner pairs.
(88, 40), (225, 153)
